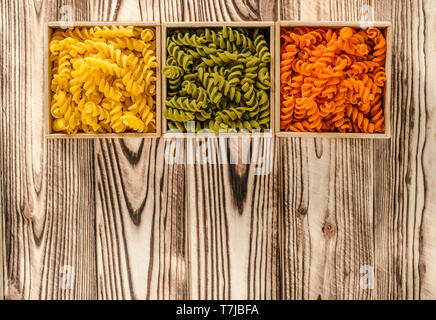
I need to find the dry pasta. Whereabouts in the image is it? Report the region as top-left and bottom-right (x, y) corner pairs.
(163, 27), (271, 133)
(280, 26), (387, 133)
(49, 26), (157, 134)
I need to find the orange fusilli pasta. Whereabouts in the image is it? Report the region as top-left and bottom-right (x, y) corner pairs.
(280, 27), (387, 133)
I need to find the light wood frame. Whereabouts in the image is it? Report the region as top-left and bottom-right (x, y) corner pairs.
(275, 21), (393, 139)
(45, 21), (162, 139)
(161, 21), (275, 139)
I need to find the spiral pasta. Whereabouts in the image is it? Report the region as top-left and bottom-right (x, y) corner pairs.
(49, 25), (157, 134)
(280, 26), (387, 133)
(163, 27), (271, 133)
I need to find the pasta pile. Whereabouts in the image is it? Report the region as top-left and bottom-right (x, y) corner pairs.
(49, 26), (157, 134)
(163, 27), (271, 133)
(280, 27), (387, 133)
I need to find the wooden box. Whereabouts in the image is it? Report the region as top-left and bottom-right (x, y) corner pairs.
(45, 22), (161, 138)
(275, 21), (392, 139)
(162, 21), (275, 138)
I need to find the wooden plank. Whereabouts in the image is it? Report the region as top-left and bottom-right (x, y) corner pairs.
(0, 0), (97, 300)
(279, 0), (376, 300)
(95, 138), (187, 299)
(419, 0), (436, 300)
(372, 0), (436, 299)
(161, 0), (277, 22)
(161, 0), (281, 299)
(186, 136), (280, 299)
(279, 138), (375, 299)
(1, 0), (433, 302)
(93, 0), (188, 300)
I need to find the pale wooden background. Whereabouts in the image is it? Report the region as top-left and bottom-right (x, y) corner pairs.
(1, 0), (435, 300)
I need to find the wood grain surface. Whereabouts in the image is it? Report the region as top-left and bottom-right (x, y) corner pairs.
(90, 0), (188, 300)
(372, 0), (436, 300)
(280, 0), (377, 300)
(186, 136), (280, 299)
(1, 0), (97, 300)
(161, 0), (281, 300)
(280, 0), (436, 300)
(1, 0), (435, 300)
(95, 138), (187, 299)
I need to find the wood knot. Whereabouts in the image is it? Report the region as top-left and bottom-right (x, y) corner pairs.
(322, 222), (335, 236)
(229, 163), (249, 215)
(297, 207), (307, 216)
(22, 203), (34, 220)
(6, 280), (23, 300)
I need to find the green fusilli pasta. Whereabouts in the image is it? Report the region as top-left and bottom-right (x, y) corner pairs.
(163, 26), (271, 133)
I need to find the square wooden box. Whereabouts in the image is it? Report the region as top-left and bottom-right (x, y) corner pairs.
(275, 21), (392, 139)
(45, 21), (162, 138)
(161, 21), (275, 138)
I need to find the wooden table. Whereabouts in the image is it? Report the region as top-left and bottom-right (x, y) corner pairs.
(1, 0), (435, 300)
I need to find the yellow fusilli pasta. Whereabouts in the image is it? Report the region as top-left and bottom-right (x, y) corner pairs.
(49, 26), (157, 134)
